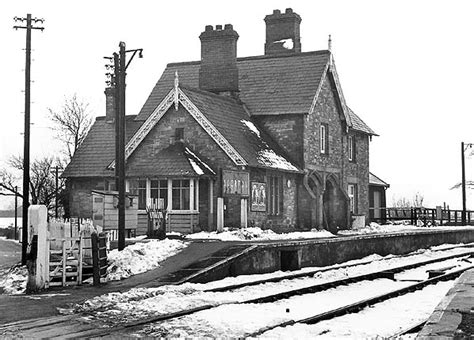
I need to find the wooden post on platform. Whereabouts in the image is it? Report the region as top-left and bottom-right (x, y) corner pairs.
(91, 233), (100, 286)
(217, 198), (224, 232)
(241, 198), (248, 228)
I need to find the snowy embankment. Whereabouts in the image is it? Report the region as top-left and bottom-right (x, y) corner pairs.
(106, 239), (187, 280)
(0, 238), (188, 294)
(0, 266), (27, 295)
(186, 227), (335, 241)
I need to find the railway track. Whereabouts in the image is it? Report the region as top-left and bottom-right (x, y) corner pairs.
(247, 266), (471, 337)
(70, 251), (474, 337)
(204, 243), (474, 292)
(1, 248), (472, 338)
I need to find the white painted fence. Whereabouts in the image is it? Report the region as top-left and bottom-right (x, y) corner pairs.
(28, 205), (104, 290)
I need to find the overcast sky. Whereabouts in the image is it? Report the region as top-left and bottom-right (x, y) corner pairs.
(1, 0), (473, 210)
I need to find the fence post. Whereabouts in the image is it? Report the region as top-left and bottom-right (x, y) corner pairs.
(448, 209), (451, 224)
(62, 240), (67, 286)
(91, 233), (100, 286)
(27, 205), (48, 292)
(78, 234), (83, 285)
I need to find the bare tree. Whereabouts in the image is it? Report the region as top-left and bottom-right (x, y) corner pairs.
(1, 156), (66, 215)
(392, 192), (425, 208)
(0, 167), (21, 198)
(48, 94), (93, 161)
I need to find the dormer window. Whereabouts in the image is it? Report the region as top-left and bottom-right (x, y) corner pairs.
(348, 135), (356, 162)
(320, 123), (329, 155)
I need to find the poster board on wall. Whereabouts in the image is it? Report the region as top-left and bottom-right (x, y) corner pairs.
(222, 170), (249, 196)
(251, 181), (266, 212)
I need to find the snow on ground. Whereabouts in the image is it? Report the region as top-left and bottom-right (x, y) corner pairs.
(186, 227), (334, 241)
(260, 280), (453, 339)
(0, 265), (27, 294)
(69, 244), (473, 331)
(186, 224), (474, 241)
(106, 239), (188, 281)
(0, 238), (188, 294)
(340, 222), (474, 235)
(0, 236), (20, 243)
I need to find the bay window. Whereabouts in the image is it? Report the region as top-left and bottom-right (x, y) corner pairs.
(172, 179), (190, 210)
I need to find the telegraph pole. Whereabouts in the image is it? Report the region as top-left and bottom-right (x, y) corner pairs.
(13, 14), (44, 264)
(109, 42), (142, 251)
(55, 165), (59, 218)
(117, 42), (126, 251)
(14, 186), (18, 240)
(462, 142), (466, 225)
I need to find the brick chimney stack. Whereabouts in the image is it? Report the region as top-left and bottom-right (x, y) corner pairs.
(264, 8), (302, 55)
(199, 24), (239, 94)
(105, 87), (115, 123)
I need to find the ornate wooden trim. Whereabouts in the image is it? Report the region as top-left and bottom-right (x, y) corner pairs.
(109, 86), (248, 169)
(178, 89), (247, 166)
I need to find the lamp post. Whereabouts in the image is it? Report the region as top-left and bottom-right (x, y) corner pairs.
(461, 142), (473, 225)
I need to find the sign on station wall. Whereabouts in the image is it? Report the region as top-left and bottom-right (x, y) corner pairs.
(251, 181), (266, 212)
(222, 170), (249, 196)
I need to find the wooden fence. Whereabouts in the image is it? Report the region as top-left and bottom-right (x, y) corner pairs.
(28, 206), (109, 291)
(370, 207), (474, 226)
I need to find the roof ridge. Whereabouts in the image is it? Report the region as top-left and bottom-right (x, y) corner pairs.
(180, 85), (243, 105)
(96, 114), (138, 121)
(167, 50), (330, 67)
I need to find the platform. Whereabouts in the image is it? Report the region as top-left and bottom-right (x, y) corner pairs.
(418, 268), (474, 338)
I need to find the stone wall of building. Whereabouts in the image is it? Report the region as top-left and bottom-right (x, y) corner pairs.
(255, 115), (304, 166)
(247, 169), (298, 232)
(302, 73), (371, 227)
(342, 132), (370, 220)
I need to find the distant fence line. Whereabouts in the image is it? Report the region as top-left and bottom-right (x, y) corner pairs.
(370, 207), (474, 226)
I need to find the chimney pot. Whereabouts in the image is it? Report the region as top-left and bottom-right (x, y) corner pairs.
(205, 25), (213, 32)
(199, 24), (239, 94)
(264, 8), (302, 55)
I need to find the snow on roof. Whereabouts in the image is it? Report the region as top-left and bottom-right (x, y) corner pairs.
(184, 147), (216, 175)
(188, 158), (204, 175)
(257, 149), (299, 172)
(241, 119), (261, 138)
(240, 119), (300, 172)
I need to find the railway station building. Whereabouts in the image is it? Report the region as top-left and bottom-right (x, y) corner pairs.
(62, 8), (379, 235)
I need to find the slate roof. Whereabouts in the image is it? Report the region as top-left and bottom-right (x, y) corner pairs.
(369, 172), (390, 188)
(136, 51), (331, 120)
(126, 141), (216, 177)
(347, 107), (378, 136)
(181, 86), (301, 172)
(61, 116), (142, 178)
(63, 49), (375, 178)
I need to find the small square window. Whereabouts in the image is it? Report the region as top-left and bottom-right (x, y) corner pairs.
(175, 128), (184, 141)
